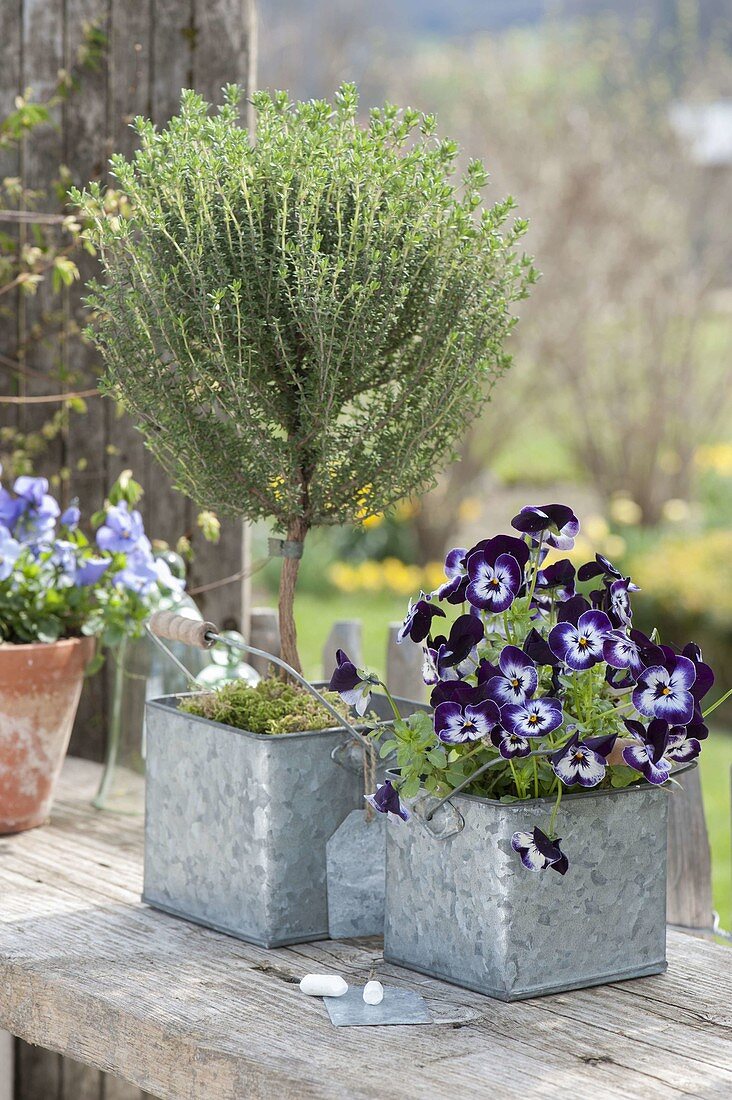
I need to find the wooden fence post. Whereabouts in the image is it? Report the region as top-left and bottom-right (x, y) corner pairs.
(386, 625), (426, 702)
(322, 621), (363, 681)
(666, 769), (714, 933)
(249, 606), (281, 678)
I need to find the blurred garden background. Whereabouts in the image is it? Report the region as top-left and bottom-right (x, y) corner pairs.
(253, 0), (732, 924)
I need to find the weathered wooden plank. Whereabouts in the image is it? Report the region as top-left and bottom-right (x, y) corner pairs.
(0, 758), (730, 1100)
(666, 767), (713, 931)
(60, 1054), (103, 1100)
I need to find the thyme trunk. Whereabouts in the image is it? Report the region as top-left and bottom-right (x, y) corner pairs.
(76, 84), (535, 670)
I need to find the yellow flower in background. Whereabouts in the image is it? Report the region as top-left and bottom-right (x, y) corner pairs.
(609, 494), (643, 526)
(584, 515), (609, 542)
(458, 497), (482, 524)
(661, 498), (691, 524)
(425, 561), (447, 591)
(361, 512), (383, 530)
(395, 499), (419, 521)
(695, 443), (732, 477)
(630, 530), (732, 622)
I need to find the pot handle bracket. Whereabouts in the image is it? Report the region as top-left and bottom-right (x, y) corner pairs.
(410, 793), (464, 840)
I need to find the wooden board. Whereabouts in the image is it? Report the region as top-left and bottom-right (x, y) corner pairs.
(0, 758), (730, 1100)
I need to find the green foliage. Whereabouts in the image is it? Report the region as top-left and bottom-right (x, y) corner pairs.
(75, 83), (535, 532)
(179, 677), (352, 735)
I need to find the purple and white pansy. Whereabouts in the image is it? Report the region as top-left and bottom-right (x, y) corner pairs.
(484, 645), (538, 706)
(434, 698), (500, 744)
(632, 655), (696, 726)
(327, 502), (723, 882)
(365, 780), (410, 821)
(328, 649), (379, 716)
(511, 827), (569, 874)
(397, 593), (445, 645)
(548, 609), (613, 671)
(551, 731), (617, 788)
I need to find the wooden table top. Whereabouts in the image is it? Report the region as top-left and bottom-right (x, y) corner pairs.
(0, 757), (730, 1100)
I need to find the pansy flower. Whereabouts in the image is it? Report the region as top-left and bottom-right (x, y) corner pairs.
(434, 698), (500, 744)
(0, 490), (23, 532)
(522, 627), (559, 668)
(502, 696), (563, 739)
(632, 655), (696, 726)
(511, 827), (569, 874)
(548, 609), (612, 670)
(665, 726), (702, 764)
(622, 718), (676, 785)
(466, 552), (521, 613)
(60, 504), (81, 530)
(608, 578), (639, 626)
(0, 525), (21, 581)
(551, 731), (617, 788)
(328, 648), (379, 716)
(491, 728), (532, 759)
(485, 645), (538, 707)
(75, 556), (111, 587)
(511, 503), (580, 550)
(602, 629), (644, 678)
(432, 613), (484, 675)
(577, 553), (623, 582)
(682, 643), (715, 704)
(535, 557), (576, 604)
(12, 476), (60, 543)
(397, 593), (445, 645)
(365, 780), (410, 821)
(430, 678), (489, 709)
(97, 501), (145, 553)
(437, 547), (470, 602)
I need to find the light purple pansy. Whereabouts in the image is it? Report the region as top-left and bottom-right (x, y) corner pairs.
(60, 504), (81, 530)
(622, 718), (676, 785)
(608, 577), (639, 625)
(365, 780), (410, 821)
(511, 827), (569, 874)
(551, 731), (617, 788)
(96, 501), (145, 553)
(434, 698), (500, 744)
(665, 726), (702, 764)
(75, 556), (111, 587)
(502, 696), (563, 739)
(466, 551), (521, 613)
(485, 645), (538, 707)
(0, 525), (21, 581)
(548, 609), (612, 671)
(632, 655), (696, 726)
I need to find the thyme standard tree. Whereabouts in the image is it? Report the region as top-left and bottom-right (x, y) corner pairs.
(76, 84), (534, 672)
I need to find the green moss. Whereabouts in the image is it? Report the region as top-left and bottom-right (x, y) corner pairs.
(178, 677), (351, 735)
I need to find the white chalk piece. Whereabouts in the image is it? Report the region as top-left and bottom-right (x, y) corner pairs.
(299, 974), (348, 997)
(363, 981), (384, 1006)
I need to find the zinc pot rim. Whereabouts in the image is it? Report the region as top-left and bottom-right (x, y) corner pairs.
(386, 761), (695, 811)
(147, 691), (393, 743)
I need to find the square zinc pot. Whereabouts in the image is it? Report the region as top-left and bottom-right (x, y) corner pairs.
(384, 778), (671, 1000)
(143, 690), (425, 948)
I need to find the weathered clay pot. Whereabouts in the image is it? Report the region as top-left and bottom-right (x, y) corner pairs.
(0, 635), (95, 834)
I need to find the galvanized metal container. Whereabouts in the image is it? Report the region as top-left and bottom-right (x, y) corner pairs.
(143, 690), (422, 947)
(384, 779), (671, 1000)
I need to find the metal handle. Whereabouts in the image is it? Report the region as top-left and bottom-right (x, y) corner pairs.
(149, 610), (217, 649)
(145, 613), (373, 753)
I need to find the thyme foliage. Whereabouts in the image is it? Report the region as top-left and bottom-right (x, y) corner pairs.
(75, 83), (535, 531)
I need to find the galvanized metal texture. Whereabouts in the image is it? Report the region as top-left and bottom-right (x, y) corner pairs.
(324, 986), (432, 1027)
(144, 691), (428, 948)
(326, 809), (386, 939)
(384, 779), (671, 1001)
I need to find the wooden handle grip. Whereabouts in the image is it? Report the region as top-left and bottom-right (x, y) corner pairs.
(149, 610), (217, 649)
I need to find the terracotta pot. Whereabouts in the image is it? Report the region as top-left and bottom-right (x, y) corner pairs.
(0, 635), (95, 834)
